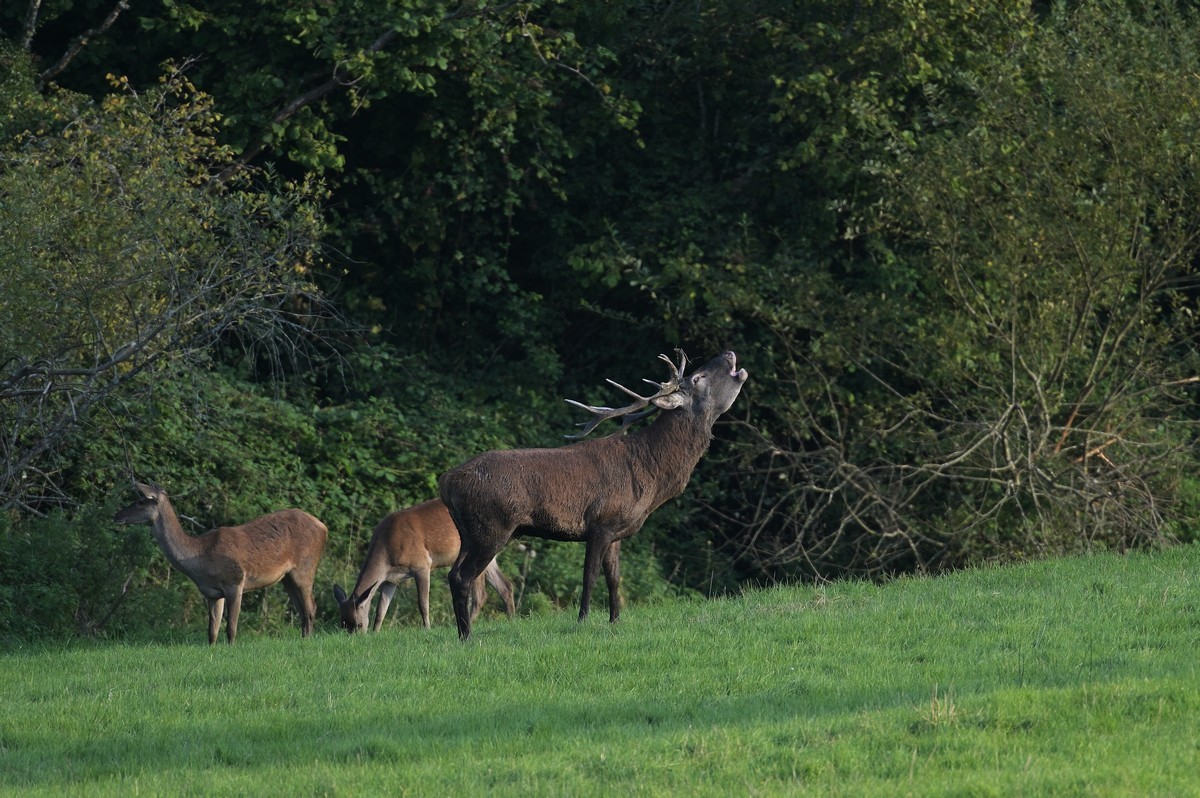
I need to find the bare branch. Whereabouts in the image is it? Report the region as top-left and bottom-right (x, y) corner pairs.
(21, 0), (43, 51)
(36, 0), (130, 89)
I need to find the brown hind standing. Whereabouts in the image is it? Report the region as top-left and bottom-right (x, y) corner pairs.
(333, 499), (515, 631)
(113, 481), (328, 644)
(441, 349), (748, 640)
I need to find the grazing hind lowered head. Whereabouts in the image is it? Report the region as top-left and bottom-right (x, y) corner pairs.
(440, 349), (748, 639)
(333, 498), (515, 631)
(113, 481), (328, 644)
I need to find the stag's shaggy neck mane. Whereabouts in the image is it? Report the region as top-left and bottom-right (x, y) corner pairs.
(623, 406), (714, 497)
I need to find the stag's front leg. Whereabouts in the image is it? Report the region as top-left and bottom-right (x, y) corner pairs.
(207, 597), (225, 646)
(603, 539), (623, 623)
(579, 532), (617, 622)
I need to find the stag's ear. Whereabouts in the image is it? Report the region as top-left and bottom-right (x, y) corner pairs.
(333, 584), (348, 604)
(652, 392), (687, 410)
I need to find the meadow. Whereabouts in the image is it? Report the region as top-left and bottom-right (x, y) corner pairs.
(1, 546), (1198, 796)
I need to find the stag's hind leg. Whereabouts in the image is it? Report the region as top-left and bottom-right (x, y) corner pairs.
(603, 539), (623, 623)
(449, 546), (502, 640)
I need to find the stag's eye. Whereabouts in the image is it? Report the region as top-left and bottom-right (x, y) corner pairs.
(692, 374), (703, 386)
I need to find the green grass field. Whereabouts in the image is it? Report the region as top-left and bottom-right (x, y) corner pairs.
(2, 546), (1198, 796)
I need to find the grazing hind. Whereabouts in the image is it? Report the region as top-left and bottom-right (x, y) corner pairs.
(333, 499), (515, 631)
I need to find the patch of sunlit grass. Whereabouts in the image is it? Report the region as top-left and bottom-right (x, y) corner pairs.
(2, 545), (1199, 795)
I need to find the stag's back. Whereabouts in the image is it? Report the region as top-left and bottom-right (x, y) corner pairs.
(440, 419), (707, 542)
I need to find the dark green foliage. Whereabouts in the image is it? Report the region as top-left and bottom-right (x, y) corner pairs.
(520, 534), (689, 613)
(0, 50), (327, 513)
(5, 0), (1200, 641)
(0, 504), (166, 642)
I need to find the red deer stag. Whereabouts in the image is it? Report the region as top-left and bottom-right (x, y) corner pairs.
(113, 482), (328, 644)
(441, 349), (748, 639)
(333, 499), (515, 631)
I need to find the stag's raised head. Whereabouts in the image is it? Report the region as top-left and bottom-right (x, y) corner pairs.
(566, 349), (748, 439)
(671, 350), (749, 424)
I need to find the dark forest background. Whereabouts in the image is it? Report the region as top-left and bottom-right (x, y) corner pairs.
(4, 0), (1200, 641)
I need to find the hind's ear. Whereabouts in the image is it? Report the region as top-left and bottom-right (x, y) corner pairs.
(355, 582), (377, 607)
(133, 482), (159, 500)
(333, 584), (348, 604)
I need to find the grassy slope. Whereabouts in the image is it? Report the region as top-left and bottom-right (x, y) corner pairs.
(1, 546), (1198, 796)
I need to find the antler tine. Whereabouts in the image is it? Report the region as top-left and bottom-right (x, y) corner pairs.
(656, 348), (687, 390)
(606, 377), (653, 401)
(563, 349), (689, 440)
(563, 396), (653, 439)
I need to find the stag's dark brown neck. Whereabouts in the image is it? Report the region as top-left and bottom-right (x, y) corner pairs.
(625, 406), (714, 498)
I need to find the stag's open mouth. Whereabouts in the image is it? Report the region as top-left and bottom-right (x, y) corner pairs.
(727, 351), (748, 382)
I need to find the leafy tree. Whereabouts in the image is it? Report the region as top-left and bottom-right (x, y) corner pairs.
(7, 1), (643, 402)
(522, 0), (1034, 584)
(725, 0), (1200, 576)
(0, 50), (327, 512)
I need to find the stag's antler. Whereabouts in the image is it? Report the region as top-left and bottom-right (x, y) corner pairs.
(564, 349), (688, 439)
